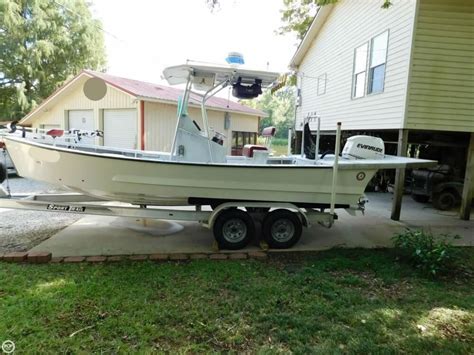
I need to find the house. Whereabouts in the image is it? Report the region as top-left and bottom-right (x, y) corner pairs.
(289, 0), (473, 220)
(20, 70), (265, 155)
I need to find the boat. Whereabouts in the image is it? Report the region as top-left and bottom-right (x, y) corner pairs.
(0, 62), (436, 249)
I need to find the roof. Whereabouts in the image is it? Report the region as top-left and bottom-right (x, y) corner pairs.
(86, 70), (266, 117)
(162, 63), (280, 87)
(289, 5), (334, 68)
(20, 70), (266, 125)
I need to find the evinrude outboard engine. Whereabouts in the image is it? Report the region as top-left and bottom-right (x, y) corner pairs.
(342, 136), (385, 160)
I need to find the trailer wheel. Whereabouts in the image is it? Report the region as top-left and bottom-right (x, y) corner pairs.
(213, 209), (255, 250)
(0, 162), (6, 184)
(432, 190), (457, 211)
(262, 209), (302, 249)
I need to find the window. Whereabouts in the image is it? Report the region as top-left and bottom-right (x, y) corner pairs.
(368, 31), (388, 94)
(351, 30), (389, 98)
(317, 73), (327, 95)
(352, 43), (368, 98)
(231, 131), (257, 156)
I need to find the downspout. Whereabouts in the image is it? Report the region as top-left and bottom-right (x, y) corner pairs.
(140, 100), (145, 150)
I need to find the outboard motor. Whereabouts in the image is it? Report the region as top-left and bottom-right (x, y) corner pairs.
(342, 136), (385, 160)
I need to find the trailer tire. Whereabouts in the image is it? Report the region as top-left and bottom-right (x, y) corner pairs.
(432, 190), (457, 211)
(262, 209), (302, 249)
(0, 162), (6, 184)
(213, 209), (255, 250)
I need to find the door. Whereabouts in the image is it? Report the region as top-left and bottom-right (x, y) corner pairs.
(104, 109), (137, 149)
(68, 110), (95, 144)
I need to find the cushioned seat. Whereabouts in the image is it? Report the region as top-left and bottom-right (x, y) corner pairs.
(242, 144), (268, 158)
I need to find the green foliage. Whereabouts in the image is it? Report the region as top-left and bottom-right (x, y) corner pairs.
(278, 0), (393, 40)
(0, 0), (106, 119)
(241, 87), (296, 139)
(392, 229), (461, 276)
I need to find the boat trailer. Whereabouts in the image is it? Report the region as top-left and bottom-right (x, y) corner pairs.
(0, 189), (355, 250)
(0, 121), (366, 250)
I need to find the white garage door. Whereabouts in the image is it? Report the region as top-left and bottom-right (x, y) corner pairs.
(68, 110), (95, 144)
(104, 109), (137, 149)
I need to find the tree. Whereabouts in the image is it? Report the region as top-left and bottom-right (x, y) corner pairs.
(0, 0), (106, 119)
(241, 87), (296, 139)
(205, 1), (391, 41)
(279, 0), (393, 40)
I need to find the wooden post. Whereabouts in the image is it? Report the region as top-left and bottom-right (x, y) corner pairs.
(391, 129), (409, 221)
(460, 132), (474, 220)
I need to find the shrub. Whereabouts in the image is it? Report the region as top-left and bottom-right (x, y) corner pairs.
(392, 229), (461, 276)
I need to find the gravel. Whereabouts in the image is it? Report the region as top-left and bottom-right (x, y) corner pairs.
(0, 176), (82, 253)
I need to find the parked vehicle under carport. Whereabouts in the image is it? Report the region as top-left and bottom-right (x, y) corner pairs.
(410, 165), (464, 210)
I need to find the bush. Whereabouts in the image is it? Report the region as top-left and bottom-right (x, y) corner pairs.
(392, 229), (461, 276)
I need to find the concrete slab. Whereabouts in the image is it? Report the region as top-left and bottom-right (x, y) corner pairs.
(29, 193), (473, 257)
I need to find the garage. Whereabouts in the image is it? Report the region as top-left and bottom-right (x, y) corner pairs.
(104, 109), (137, 149)
(68, 110), (94, 144)
(20, 70), (264, 154)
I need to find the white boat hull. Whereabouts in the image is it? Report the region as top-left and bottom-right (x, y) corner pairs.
(5, 137), (380, 206)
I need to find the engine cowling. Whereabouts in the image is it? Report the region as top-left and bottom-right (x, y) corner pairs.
(342, 135), (385, 160)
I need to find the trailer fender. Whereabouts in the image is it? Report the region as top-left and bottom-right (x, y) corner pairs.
(206, 202), (310, 230)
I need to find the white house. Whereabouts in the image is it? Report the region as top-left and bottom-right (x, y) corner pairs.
(20, 70), (265, 155)
(289, 0), (473, 219)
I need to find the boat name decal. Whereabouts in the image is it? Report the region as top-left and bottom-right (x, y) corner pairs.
(356, 143), (383, 153)
(47, 204), (86, 212)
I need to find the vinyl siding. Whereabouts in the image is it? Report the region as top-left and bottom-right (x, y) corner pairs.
(296, 0), (416, 131)
(144, 103), (258, 154)
(32, 76), (137, 130)
(406, 0), (474, 132)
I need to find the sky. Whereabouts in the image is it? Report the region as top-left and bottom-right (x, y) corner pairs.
(90, 0), (299, 85)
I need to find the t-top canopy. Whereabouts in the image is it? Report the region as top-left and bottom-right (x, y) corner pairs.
(163, 63), (280, 89)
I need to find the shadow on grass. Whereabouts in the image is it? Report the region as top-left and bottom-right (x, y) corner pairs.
(0, 248), (472, 353)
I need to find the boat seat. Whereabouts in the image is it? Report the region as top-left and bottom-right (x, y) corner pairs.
(46, 129), (64, 138)
(242, 144), (268, 158)
(261, 126), (276, 137)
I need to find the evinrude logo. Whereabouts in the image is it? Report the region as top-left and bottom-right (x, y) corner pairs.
(357, 143), (383, 153)
(47, 204), (86, 212)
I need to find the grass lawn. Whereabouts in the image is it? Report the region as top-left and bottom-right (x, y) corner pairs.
(1, 249), (473, 353)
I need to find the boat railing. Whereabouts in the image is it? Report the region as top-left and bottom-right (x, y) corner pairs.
(1, 126), (168, 160)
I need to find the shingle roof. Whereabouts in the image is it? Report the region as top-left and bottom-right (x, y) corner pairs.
(85, 70), (265, 117)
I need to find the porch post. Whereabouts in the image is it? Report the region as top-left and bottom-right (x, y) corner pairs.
(391, 129), (409, 221)
(460, 132), (474, 220)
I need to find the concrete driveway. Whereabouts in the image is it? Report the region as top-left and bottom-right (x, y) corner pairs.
(29, 192), (473, 257)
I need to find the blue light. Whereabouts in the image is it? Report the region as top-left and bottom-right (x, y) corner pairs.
(226, 52), (245, 65)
